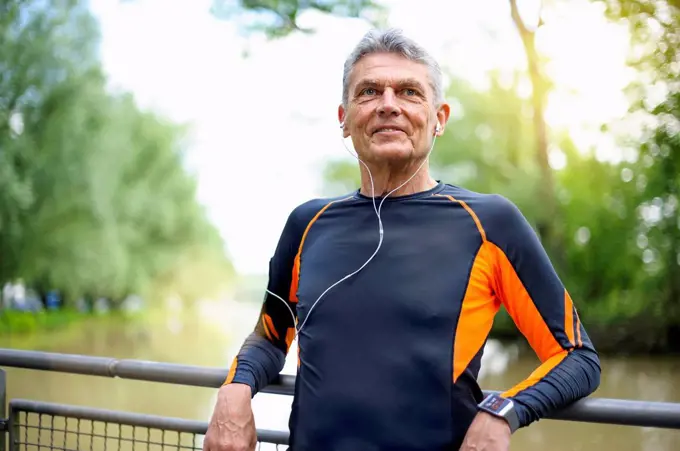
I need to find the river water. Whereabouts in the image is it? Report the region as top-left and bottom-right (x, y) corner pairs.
(2, 298), (679, 451)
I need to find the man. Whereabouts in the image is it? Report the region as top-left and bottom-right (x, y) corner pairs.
(203, 28), (601, 451)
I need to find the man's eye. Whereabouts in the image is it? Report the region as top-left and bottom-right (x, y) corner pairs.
(403, 88), (417, 96)
(362, 88), (377, 95)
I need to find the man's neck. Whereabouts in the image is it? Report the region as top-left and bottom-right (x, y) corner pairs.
(358, 162), (437, 198)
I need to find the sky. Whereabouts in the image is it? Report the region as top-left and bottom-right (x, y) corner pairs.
(88, 0), (634, 275)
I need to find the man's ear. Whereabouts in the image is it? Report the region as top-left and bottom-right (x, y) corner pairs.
(435, 102), (451, 136)
(338, 104), (350, 138)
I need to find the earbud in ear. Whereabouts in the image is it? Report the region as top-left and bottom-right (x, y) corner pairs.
(340, 122), (345, 129)
(435, 123), (442, 134)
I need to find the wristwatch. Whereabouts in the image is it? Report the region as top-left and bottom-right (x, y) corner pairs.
(477, 393), (520, 433)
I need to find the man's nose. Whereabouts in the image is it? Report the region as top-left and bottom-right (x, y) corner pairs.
(376, 89), (401, 116)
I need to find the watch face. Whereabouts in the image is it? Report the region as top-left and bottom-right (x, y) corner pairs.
(482, 395), (511, 413)
(480, 394), (519, 433)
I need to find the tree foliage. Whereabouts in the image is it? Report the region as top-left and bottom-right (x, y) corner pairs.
(592, 0), (680, 347)
(0, 0), (234, 308)
(210, 0), (386, 37)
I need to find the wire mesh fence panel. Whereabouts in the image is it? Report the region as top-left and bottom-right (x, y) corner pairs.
(11, 411), (200, 451)
(9, 405), (288, 451)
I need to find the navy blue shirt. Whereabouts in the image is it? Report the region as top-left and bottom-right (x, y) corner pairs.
(225, 182), (601, 450)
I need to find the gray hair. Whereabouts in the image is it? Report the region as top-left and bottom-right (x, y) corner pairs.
(341, 28), (444, 107)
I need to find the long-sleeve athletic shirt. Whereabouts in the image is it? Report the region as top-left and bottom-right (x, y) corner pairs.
(225, 182), (601, 451)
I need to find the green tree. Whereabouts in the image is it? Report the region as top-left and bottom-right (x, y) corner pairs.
(1, 0), (234, 310)
(590, 0), (680, 349)
(0, 0), (100, 283)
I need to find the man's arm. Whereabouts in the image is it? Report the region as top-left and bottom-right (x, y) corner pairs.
(205, 201), (327, 451)
(223, 208), (304, 396)
(487, 195), (601, 428)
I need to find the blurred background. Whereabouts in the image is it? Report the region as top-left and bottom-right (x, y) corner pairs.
(1, 0), (679, 450)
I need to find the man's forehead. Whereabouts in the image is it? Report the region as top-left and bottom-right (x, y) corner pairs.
(350, 53), (431, 88)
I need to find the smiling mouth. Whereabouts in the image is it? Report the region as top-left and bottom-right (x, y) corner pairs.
(373, 128), (404, 135)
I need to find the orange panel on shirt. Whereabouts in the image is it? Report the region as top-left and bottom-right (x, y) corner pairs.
(490, 242), (563, 363)
(453, 241), (500, 382)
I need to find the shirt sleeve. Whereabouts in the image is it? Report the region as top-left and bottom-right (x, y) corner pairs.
(486, 195), (601, 428)
(222, 207), (304, 396)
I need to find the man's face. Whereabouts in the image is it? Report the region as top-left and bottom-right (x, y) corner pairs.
(338, 52), (450, 164)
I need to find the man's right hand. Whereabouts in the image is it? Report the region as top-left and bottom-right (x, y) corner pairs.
(203, 383), (257, 451)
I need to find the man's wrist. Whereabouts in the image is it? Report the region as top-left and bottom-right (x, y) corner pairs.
(477, 393), (520, 433)
(477, 410), (512, 434)
(219, 382), (254, 401)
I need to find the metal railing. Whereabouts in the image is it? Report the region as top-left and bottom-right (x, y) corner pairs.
(0, 349), (292, 450)
(7, 399), (288, 451)
(1, 348), (680, 451)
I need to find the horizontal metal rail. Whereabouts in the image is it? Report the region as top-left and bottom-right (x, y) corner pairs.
(1, 348), (680, 430)
(0, 348), (295, 394)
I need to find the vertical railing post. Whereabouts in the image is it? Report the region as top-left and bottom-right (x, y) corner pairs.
(0, 368), (6, 451)
(6, 409), (17, 451)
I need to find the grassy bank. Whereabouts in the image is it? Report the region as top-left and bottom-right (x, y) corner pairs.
(0, 308), (145, 337)
(0, 308), (86, 335)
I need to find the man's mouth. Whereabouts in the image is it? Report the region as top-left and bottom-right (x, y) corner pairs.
(373, 128), (404, 135)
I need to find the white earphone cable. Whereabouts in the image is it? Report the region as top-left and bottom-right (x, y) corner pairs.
(265, 125), (440, 343)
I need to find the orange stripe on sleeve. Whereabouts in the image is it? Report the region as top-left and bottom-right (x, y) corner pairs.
(575, 309), (583, 347)
(289, 197), (352, 303)
(453, 241), (500, 382)
(223, 356), (238, 385)
(501, 350), (568, 397)
(491, 243), (564, 363)
(263, 313), (280, 340)
(261, 315), (273, 341)
(564, 290), (575, 347)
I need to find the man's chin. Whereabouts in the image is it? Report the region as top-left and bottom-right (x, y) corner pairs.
(366, 145), (414, 162)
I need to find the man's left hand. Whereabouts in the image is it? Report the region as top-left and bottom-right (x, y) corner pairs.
(459, 411), (512, 451)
